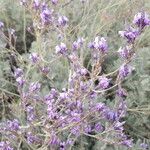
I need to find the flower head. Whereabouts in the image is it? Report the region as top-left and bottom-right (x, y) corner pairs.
(55, 43), (67, 54)
(7, 119), (20, 131)
(98, 76), (110, 89)
(16, 77), (25, 87)
(0, 21), (4, 30)
(29, 82), (41, 93)
(33, 0), (40, 9)
(58, 16), (69, 27)
(51, 0), (58, 5)
(14, 68), (23, 78)
(30, 53), (40, 63)
(93, 37), (108, 53)
(0, 141), (14, 150)
(133, 12), (150, 29)
(119, 27), (139, 43)
(40, 7), (53, 25)
(119, 64), (132, 79)
(118, 46), (132, 59)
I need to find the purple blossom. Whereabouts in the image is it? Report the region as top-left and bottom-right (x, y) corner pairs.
(88, 42), (95, 49)
(105, 110), (118, 122)
(119, 27), (139, 43)
(71, 125), (80, 136)
(118, 46), (132, 59)
(33, 0), (40, 10)
(0, 141), (14, 150)
(95, 102), (106, 112)
(16, 76), (25, 87)
(72, 37), (84, 50)
(7, 119), (20, 131)
(40, 66), (50, 74)
(119, 64), (132, 79)
(117, 99), (127, 117)
(0, 21), (4, 29)
(59, 92), (69, 101)
(78, 68), (88, 76)
(140, 143), (149, 149)
(58, 16), (69, 27)
(51, 0), (58, 5)
(26, 106), (35, 122)
(92, 37), (108, 53)
(55, 43), (67, 54)
(14, 68), (23, 78)
(50, 132), (60, 145)
(84, 124), (92, 133)
(98, 76), (110, 89)
(114, 121), (125, 131)
(40, 7), (53, 25)
(94, 123), (104, 132)
(116, 88), (127, 98)
(121, 138), (133, 148)
(29, 82), (41, 93)
(26, 132), (39, 144)
(133, 12), (150, 29)
(30, 53), (40, 63)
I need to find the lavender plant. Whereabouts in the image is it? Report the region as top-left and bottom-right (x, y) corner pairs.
(0, 0), (150, 150)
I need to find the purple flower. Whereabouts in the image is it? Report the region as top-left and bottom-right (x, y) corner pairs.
(95, 102), (106, 112)
(40, 66), (49, 74)
(29, 82), (41, 93)
(26, 106), (35, 122)
(71, 125), (80, 136)
(7, 119), (20, 131)
(14, 68), (23, 78)
(116, 88), (127, 98)
(78, 68), (88, 76)
(0, 141), (14, 150)
(118, 46), (132, 59)
(88, 42), (95, 49)
(84, 124), (92, 133)
(58, 16), (69, 27)
(114, 121), (125, 131)
(51, 0), (58, 5)
(72, 37), (84, 50)
(33, 0), (40, 9)
(0, 21), (4, 30)
(119, 64), (132, 79)
(105, 110), (118, 122)
(50, 132), (60, 145)
(93, 37), (108, 53)
(40, 7), (53, 25)
(117, 99), (127, 117)
(16, 77), (25, 87)
(30, 53), (40, 63)
(119, 27), (139, 43)
(59, 92), (69, 101)
(140, 143), (149, 149)
(94, 123), (104, 132)
(121, 139), (133, 148)
(55, 43), (67, 54)
(26, 132), (39, 144)
(133, 12), (150, 29)
(98, 76), (110, 89)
